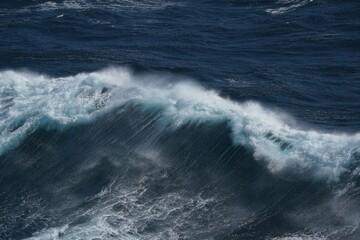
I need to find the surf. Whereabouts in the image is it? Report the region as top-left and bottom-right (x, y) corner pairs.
(0, 67), (359, 182)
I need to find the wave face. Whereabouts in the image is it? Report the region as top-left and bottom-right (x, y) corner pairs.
(1, 68), (360, 239)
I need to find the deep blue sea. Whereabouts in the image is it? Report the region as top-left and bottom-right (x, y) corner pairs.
(0, 0), (359, 239)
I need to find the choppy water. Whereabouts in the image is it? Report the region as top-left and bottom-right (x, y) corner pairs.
(0, 1), (360, 239)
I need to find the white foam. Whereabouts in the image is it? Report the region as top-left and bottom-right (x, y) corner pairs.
(270, 233), (327, 240)
(266, 0), (314, 15)
(25, 168), (248, 240)
(0, 67), (359, 181)
(35, 0), (183, 12)
(38, 1), (84, 11)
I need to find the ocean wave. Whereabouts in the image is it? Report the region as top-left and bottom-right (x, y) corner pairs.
(0, 67), (359, 181)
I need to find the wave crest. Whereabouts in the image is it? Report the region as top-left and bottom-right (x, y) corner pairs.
(0, 67), (359, 181)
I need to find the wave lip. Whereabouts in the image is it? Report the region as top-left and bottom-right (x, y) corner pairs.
(0, 67), (359, 181)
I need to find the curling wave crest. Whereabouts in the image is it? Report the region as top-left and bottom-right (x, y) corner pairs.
(0, 67), (359, 181)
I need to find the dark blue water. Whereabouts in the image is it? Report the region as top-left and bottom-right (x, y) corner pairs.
(0, 0), (360, 239)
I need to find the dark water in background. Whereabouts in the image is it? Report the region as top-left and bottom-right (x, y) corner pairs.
(0, 0), (360, 239)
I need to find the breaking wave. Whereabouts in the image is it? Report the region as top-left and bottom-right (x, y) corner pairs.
(1, 67), (359, 182)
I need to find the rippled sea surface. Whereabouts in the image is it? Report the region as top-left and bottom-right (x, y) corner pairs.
(0, 0), (360, 239)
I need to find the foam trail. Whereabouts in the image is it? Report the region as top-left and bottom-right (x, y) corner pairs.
(0, 67), (359, 181)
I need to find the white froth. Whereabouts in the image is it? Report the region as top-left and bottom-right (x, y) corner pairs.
(270, 233), (327, 240)
(26, 169), (246, 240)
(35, 0), (183, 12)
(266, 0), (314, 15)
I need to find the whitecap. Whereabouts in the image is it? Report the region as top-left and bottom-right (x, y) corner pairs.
(0, 67), (359, 182)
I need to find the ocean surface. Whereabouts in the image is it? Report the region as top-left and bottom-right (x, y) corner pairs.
(0, 0), (359, 239)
